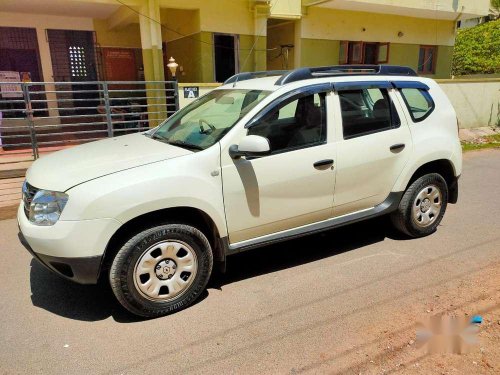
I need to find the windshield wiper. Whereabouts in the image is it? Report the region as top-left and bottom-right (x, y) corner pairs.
(149, 132), (168, 141)
(167, 140), (203, 151)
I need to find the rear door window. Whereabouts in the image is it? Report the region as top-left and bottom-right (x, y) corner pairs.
(339, 87), (400, 139)
(400, 88), (434, 122)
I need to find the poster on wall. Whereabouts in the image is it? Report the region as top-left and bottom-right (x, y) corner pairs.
(103, 48), (137, 82)
(0, 71), (22, 98)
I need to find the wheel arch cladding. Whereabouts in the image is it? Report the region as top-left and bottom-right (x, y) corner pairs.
(407, 159), (458, 204)
(101, 206), (224, 277)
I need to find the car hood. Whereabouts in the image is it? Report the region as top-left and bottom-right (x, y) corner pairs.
(26, 133), (192, 191)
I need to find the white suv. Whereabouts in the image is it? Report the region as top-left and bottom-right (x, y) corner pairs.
(18, 65), (461, 317)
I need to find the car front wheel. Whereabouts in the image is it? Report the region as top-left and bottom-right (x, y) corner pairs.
(391, 173), (448, 237)
(109, 224), (213, 317)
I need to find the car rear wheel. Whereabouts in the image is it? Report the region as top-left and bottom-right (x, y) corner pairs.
(391, 173), (448, 237)
(109, 224), (213, 317)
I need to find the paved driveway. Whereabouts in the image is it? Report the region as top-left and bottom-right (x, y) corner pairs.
(0, 150), (499, 374)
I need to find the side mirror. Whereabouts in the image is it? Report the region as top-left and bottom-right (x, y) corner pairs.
(229, 135), (271, 159)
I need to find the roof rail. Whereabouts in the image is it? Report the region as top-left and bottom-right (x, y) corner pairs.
(224, 70), (289, 85)
(275, 65), (417, 85)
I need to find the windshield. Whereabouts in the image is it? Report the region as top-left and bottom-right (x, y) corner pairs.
(150, 89), (271, 150)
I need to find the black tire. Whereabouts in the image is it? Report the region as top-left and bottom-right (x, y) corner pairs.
(109, 224), (213, 317)
(390, 173), (448, 238)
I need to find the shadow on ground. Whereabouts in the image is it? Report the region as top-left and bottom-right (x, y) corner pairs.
(30, 216), (405, 323)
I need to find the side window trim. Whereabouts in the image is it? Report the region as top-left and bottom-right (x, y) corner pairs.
(391, 81), (430, 90)
(333, 80), (392, 91)
(245, 83), (332, 129)
(396, 87), (435, 123)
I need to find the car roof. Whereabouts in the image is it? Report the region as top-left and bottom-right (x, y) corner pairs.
(217, 74), (432, 93)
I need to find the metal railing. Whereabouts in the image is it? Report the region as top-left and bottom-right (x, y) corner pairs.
(0, 80), (179, 160)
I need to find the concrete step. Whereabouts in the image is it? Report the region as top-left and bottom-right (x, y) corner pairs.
(0, 180), (24, 190)
(0, 179), (23, 212)
(0, 187), (21, 198)
(0, 204), (18, 220)
(0, 194), (21, 207)
(0, 169), (27, 180)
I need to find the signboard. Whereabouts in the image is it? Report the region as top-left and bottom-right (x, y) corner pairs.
(0, 71), (22, 98)
(183, 87), (199, 99)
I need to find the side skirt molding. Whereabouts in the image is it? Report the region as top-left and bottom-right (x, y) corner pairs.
(225, 191), (404, 254)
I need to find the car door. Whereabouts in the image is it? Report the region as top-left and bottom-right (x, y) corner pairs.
(332, 81), (412, 217)
(220, 84), (337, 245)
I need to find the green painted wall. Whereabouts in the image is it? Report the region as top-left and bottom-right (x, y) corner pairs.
(433, 45), (453, 79)
(299, 41), (452, 78)
(389, 43), (453, 78)
(165, 33), (204, 82)
(165, 32), (218, 83)
(300, 39), (340, 67)
(389, 43), (420, 72)
(200, 32), (215, 82)
(166, 32), (267, 83)
(166, 36), (454, 82)
(240, 34), (267, 73)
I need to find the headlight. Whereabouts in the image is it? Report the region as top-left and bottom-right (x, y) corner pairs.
(29, 190), (69, 226)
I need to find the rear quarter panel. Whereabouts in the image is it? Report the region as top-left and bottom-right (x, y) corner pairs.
(392, 78), (462, 192)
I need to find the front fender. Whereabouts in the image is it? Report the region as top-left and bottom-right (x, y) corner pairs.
(61, 148), (228, 237)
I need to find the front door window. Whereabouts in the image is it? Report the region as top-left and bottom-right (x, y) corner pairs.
(248, 92), (327, 154)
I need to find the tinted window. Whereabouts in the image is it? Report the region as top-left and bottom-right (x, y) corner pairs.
(400, 88), (434, 122)
(248, 92), (326, 154)
(339, 88), (399, 139)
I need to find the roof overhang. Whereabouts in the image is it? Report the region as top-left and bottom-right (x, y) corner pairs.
(303, 0), (491, 20)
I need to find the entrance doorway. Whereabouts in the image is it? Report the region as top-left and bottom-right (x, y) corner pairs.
(0, 27), (46, 117)
(47, 30), (99, 114)
(213, 33), (238, 83)
(266, 19), (295, 70)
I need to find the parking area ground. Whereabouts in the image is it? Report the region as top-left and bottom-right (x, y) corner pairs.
(0, 149), (499, 374)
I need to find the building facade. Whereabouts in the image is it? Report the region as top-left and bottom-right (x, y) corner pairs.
(0, 0), (491, 86)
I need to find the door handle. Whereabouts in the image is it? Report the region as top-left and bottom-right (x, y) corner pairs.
(314, 159), (334, 168)
(390, 143), (405, 152)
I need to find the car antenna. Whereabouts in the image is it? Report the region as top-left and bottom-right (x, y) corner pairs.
(233, 75), (240, 88)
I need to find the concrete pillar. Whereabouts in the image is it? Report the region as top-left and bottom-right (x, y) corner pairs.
(293, 20), (302, 68)
(139, 0), (166, 126)
(35, 27), (59, 119)
(253, 9), (268, 72)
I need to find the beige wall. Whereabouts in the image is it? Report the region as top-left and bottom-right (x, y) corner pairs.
(93, 19), (141, 48)
(438, 79), (500, 129)
(178, 83), (221, 108)
(160, 8), (200, 43)
(302, 7), (456, 46)
(308, 0), (490, 19)
(157, 0), (255, 36)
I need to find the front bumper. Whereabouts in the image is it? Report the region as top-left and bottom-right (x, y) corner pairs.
(18, 231), (102, 284)
(17, 203), (121, 284)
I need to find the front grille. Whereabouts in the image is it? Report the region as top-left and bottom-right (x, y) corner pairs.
(22, 181), (38, 218)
